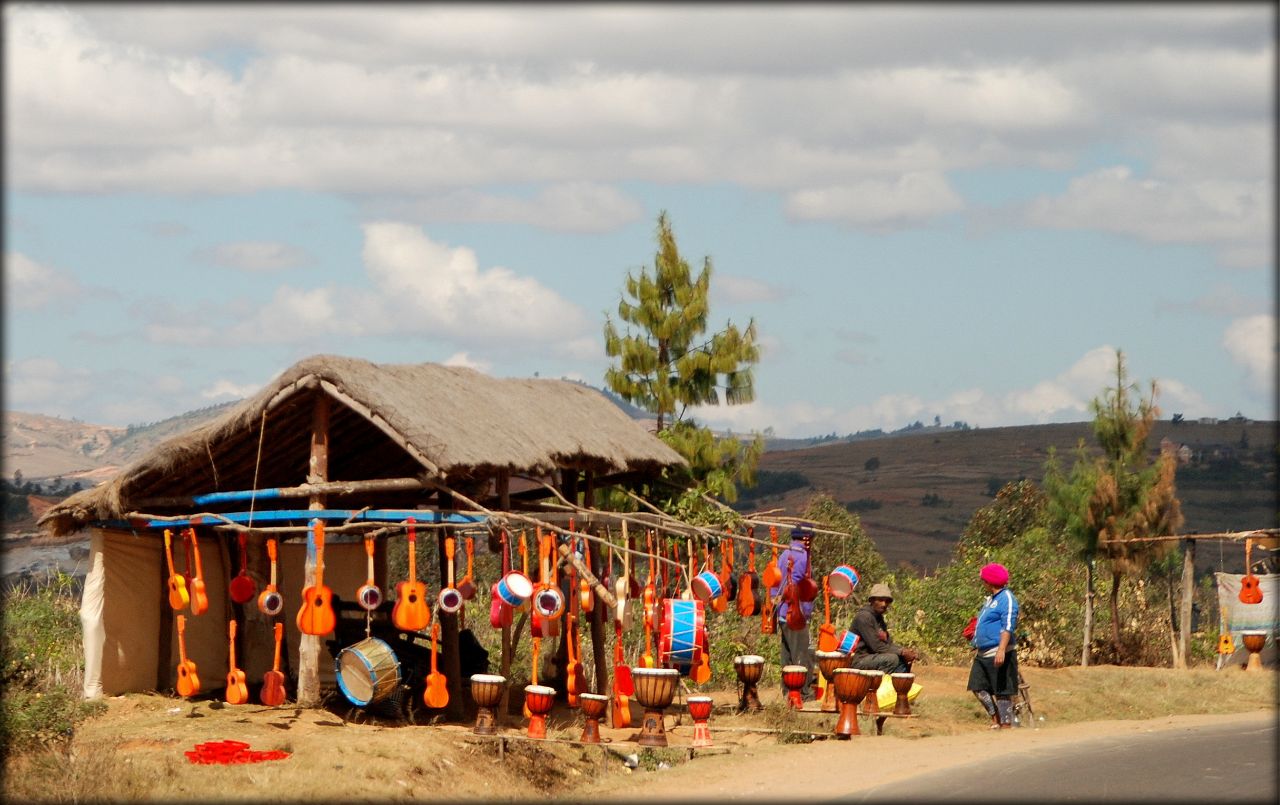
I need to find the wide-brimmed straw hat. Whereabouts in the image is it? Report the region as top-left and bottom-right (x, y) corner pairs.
(866, 582), (894, 601)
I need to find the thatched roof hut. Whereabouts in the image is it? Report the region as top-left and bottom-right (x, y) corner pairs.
(39, 354), (686, 535)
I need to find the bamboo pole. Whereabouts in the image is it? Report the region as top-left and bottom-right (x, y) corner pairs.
(1179, 538), (1196, 670)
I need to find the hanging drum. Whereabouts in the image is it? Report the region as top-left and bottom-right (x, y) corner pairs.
(335, 637), (402, 707)
(659, 598), (705, 673)
(533, 584), (565, 621)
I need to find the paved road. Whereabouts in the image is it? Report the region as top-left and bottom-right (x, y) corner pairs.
(848, 717), (1276, 803)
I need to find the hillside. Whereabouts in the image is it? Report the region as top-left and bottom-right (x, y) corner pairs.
(740, 419), (1278, 575)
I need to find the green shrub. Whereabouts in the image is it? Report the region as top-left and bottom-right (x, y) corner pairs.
(1, 571), (105, 758)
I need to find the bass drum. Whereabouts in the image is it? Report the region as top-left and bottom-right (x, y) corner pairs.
(335, 637), (402, 707)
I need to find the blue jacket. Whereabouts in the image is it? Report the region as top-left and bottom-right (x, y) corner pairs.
(769, 540), (815, 621)
(972, 587), (1018, 651)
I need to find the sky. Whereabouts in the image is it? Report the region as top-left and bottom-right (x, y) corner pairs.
(4, 4), (1276, 438)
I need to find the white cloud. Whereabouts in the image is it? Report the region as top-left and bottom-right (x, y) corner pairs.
(196, 241), (311, 271)
(370, 183), (644, 233)
(1222, 314), (1276, 397)
(712, 275), (788, 305)
(442, 352), (491, 373)
(4, 253), (84, 310)
(200, 378), (260, 401)
(1023, 166), (1269, 269)
(785, 172), (965, 231)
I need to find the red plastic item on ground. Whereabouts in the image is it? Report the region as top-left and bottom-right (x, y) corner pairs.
(185, 739), (290, 765)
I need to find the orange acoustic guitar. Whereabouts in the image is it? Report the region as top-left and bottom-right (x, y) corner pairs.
(165, 529), (190, 611)
(296, 520), (336, 636)
(423, 621), (449, 708)
(761, 526), (782, 589)
(393, 518), (431, 632)
(260, 622), (286, 706)
(818, 576), (837, 652)
(224, 619), (249, 705)
(737, 533), (760, 617)
(175, 614), (200, 697)
(187, 528), (209, 616)
(612, 620), (633, 728)
(566, 563), (583, 708)
(579, 537), (594, 614)
(1239, 538), (1263, 605)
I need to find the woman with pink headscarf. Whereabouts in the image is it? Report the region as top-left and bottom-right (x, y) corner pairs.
(967, 562), (1019, 729)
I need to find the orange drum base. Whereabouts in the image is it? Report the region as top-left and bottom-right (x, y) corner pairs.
(638, 707), (669, 747)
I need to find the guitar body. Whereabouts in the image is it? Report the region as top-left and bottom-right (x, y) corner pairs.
(423, 622), (449, 708)
(187, 530), (210, 617)
(225, 620), (249, 705)
(393, 522), (431, 631)
(613, 622), (633, 727)
(177, 661), (201, 698)
(1239, 575), (1262, 604)
(737, 571), (760, 616)
(297, 583), (336, 636)
(168, 576), (190, 612)
(260, 622), (286, 706)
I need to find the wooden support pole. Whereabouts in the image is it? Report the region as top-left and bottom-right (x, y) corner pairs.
(1179, 538), (1196, 670)
(438, 494), (464, 720)
(497, 472), (512, 724)
(297, 392), (329, 708)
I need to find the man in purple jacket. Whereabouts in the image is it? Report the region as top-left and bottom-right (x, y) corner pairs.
(770, 525), (816, 700)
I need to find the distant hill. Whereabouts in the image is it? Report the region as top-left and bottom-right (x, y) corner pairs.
(739, 419), (1278, 575)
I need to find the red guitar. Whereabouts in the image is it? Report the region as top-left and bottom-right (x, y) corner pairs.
(393, 518), (430, 632)
(296, 520), (336, 636)
(224, 619), (249, 705)
(228, 532), (256, 604)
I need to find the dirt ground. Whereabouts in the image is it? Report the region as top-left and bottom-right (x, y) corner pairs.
(5, 664), (1275, 802)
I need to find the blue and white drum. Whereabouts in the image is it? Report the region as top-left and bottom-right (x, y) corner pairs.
(828, 565), (861, 599)
(690, 571), (723, 602)
(836, 629), (862, 655)
(496, 571), (533, 606)
(335, 637), (401, 707)
(660, 598), (706, 670)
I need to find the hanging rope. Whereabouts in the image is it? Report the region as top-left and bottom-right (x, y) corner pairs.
(247, 410), (267, 532)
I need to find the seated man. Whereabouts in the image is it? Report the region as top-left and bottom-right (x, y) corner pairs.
(849, 583), (918, 674)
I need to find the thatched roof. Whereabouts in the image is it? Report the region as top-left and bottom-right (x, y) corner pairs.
(39, 354), (685, 535)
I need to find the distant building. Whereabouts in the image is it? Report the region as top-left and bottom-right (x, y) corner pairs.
(1198, 417), (1219, 425)
(1177, 444), (1193, 465)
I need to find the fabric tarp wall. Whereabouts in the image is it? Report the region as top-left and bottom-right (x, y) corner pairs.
(81, 527), (372, 697)
(1215, 572), (1278, 669)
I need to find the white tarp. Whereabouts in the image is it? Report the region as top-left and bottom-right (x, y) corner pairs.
(1215, 572), (1278, 670)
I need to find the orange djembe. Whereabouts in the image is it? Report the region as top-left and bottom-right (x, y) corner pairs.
(832, 668), (871, 739)
(891, 672), (915, 716)
(578, 693), (609, 743)
(469, 674), (506, 735)
(1240, 631), (1267, 672)
(687, 695), (714, 747)
(781, 664), (808, 710)
(632, 667), (679, 747)
(860, 670), (884, 716)
(814, 650), (850, 713)
(524, 685), (555, 739)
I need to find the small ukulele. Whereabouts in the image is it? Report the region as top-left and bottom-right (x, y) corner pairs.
(187, 528), (209, 616)
(737, 535), (760, 617)
(175, 614), (200, 697)
(224, 619), (249, 705)
(257, 538), (284, 616)
(228, 532), (256, 604)
(164, 529), (190, 611)
(612, 620), (633, 728)
(423, 621), (449, 708)
(393, 518), (431, 632)
(296, 520), (336, 636)
(458, 536), (477, 601)
(761, 526), (782, 589)
(579, 538), (594, 614)
(260, 622), (286, 706)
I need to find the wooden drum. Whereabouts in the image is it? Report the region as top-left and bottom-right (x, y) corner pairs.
(815, 650), (850, 713)
(578, 692), (609, 743)
(781, 664), (808, 710)
(632, 667), (679, 747)
(687, 695), (714, 747)
(860, 670), (884, 716)
(335, 637), (402, 707)
(469, 674), (506, 735)
(891, 672), (915, 716)
(832, 668), (871, 738)
(1240, 631), (1268, 672)
(733, 654), (765, 712)
(524, 684), (556, 739)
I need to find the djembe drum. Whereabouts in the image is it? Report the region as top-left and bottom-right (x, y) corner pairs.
(891, 672), (915, 716)
(815, 650), (850, 713)
(578, 693), (609, 743)
(469, 674), (506, 735)
(832, 668), (871, 739)
(733, 654), (765, 712)
(1240, 631), (1267, 672)
(524, 684), (556, 739)
(860, 670), (884, 716)
(632, 667), (679, 747)
(781, 665), (808, 710)
(687, 695), (714, 747)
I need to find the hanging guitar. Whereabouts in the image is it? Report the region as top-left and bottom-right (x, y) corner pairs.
(458, 536), (477, 601)
(187, 528), (210, 616)
(438, 536), (462, 615)
(784, 557), (806, 631)
(818, 575), (837, 652)
(796, 540), (819, 603)
(296, 520), (336, 636)
(612, 620), (633, 728)
(228, 532), (257, 605)
(260, 622), (286, 706)
(164, 529), (190, 611)
(257, 537), (284, 616)
(708, 543), (727, 613)
(224, 619), (249, 705)
(761, 526), (782, 589)
(423, 621), (449, 708)
(579, 537), (594, 614)
(357, 535), (382, 611)
(737, 532), (761, 617)
(1239, 538), (1263, 604)
(175, 614), (200, 697)
(393, 518), (431, 632)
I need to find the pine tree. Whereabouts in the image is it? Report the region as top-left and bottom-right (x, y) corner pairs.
(604, 211), (762, 506)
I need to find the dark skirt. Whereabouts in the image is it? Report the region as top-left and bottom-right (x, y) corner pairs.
(967, 650), (1019, 697)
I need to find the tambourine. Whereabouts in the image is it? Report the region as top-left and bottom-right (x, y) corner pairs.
(438, 586), (463, 614)
(533, 584), (565, 620)
(258, 589), (283, 617)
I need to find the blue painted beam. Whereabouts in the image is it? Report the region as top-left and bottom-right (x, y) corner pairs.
(97, 509), (485, 531)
